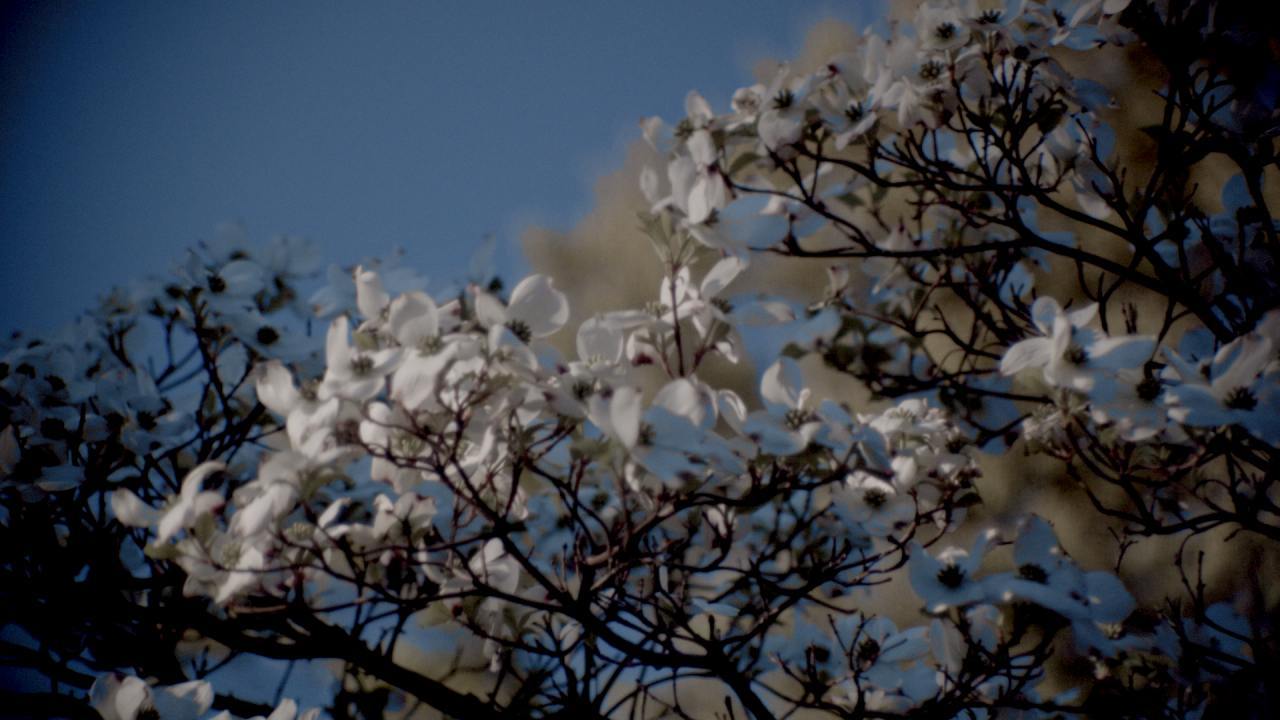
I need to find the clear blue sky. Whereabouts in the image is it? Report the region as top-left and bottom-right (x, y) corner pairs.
(1, 1), (882, 335)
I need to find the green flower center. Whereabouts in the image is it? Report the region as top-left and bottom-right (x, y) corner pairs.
(863, 488), (888, 508)
(1136, 376), (1162, 402)
(1018, 563), (1049, 584)
(857, 638), (881, 663)
(1224, 386), (1258, 410)
(351, 355), (375, 376)
(1063, 343), (1088, 366)
(937, 563), (966, 589)
(506, 319), (533, 343)
(919, 60), (945, 81)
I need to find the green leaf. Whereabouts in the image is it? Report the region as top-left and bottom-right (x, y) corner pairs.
(144, 542), (179, 561)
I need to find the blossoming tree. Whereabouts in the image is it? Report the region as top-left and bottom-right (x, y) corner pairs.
(2, 1), (1278, 718)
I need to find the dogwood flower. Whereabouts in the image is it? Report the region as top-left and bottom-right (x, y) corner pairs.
(474, 274), (569, 343)
(90, 675), (213, 720)
(908, 529), (997, 612)
(1164, 333), (1279, 442)
(738, 357), (821, 456)
(831, 614), (937, 712)
(834, 470), (915, 537)
(113, 461), (226, 544)
(1001, 296), (1153, 400)
(916, 0), (972, 52)
(982, 516), (1135, 655)
(318, 315), (401, 402)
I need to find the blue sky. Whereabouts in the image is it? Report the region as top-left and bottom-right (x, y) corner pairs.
(1, 1), (882, 335)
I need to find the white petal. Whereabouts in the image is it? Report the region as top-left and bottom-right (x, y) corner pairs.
(653, 379), (706, 427)
(576, 316), (624, 365)
(609, 387), (643, 449)
(717, 389), (748, 433)
(930, 618), (966, 674)
(90, 675), (126, 720)
(267, 698), (299, 720)
(508, 275), (570, 338)
(1088, 335), (1154, 369)
(701, 256), (747, 298)
(1215, 335), (1271, 391)
(325, 316), (352, 369)
(667, 156), (697, 217)
(114, 677), (151, 720)
(684, 90), (713, 124)
(111, 488), (160, 528)
(473, 290), (507, 329)
(733, 300), (795, 326)
(1084, 571), (1135, 623)
(688, 129), (716, 167)
(741, 413), (803, 455)
(181, 461), (227, 502)
(153, 680), (214, 720)
(389, 291), (439, 346)
(686, 177), (714, 225)
(231, 484), (296, 537)
(318, 497), (353, 529)
(761, 357), (804, 410)
(1030, 296), (1062, 333)
(639, 165), (662, 205)
(1067, 302), (1099, 328)
(255, 360), (300, 417)
(1001, 338), (1052, 375)
(355, 266), (389, 321)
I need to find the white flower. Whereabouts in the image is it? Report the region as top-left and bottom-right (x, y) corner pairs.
(1089, 368), (1175, 442)
(916, 0), (972, 52)
(756, 66), (810, 155)
(90, 675), (213, 720)
(655, 257), (792, 364)
(360, 401), (430, 492)
(738, 357), (820, 456)
(113, 461), (226, 544)
(907, 529), (997, 612)
(370, 491), (437, 542)
(572, 315), (626, 376)
(591, 383), (741, 487)
(160, 464), (228, 543)
(1001, 296), (1153, 400)
(318, 315), (401, 401)
(1164, 333), (1279, 442)
(981, 516), (1135, 656)
(729, 82), (767, 127)
(474, 274), (570, 343)
(834, 616), (936, 712)
(354, 265), (391, 323)
(256, 362), (355, 460)
(834, 471), (914, 537)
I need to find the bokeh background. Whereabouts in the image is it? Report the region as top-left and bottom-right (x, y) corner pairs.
(1, 0), (883, 335)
